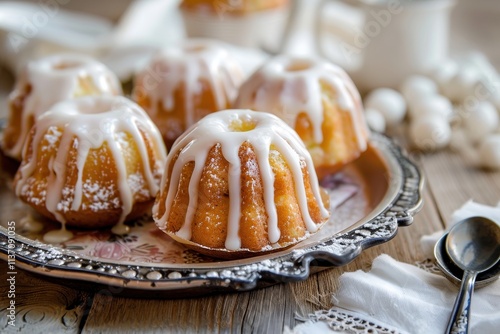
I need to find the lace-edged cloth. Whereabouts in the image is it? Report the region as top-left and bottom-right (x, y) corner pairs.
(286, 201), (500, 334)
(294, 307), (408, 334)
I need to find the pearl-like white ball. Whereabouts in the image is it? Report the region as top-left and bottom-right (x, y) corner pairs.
(478, 135), (500, 169)
(429, 59), (458, 92)
(410, 115), (451, 150)
(364, 108), (386, 133)
(463, 101), (499, 143)
(409, 94), (453, 120)
(400, 75), (438, 106)
(364, 88), (406, 126)
(442, 67), (481, 102)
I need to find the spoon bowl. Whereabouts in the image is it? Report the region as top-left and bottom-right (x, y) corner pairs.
(444, 216), (500, 334)
(434, 232), (500, 288)
(446, 217), (500, 272)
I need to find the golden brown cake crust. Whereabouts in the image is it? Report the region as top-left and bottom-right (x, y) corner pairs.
(134, 78), (231, 150)
(156, 142), (329, 258)
(1, 54), (122, 161)
(153, 109), (330, 259)
(14, 96), (167, 231)
(133, 41), (244, 150)
(234, 56), (370, 178)
(15, 129), (160, 229)
(180, 0), (289, 15)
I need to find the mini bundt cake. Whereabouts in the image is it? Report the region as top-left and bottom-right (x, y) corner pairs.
(2, 53), (122, 160)
(234, 56), (369, 176)
(14, 96), (167, 241)
(153, 109), (330, 259)
(132, 39), (245, 149)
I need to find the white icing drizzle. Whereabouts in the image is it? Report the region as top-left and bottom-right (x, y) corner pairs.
(3, 53), (122, 159)
(43, 227), (74, 244)
(133, 39), (244, 126)
(15, 96), (167, 235)
(153, 109), (329, 251)
(235, 56), (368, 151)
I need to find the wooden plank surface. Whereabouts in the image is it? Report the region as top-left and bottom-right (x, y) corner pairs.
(0, 267), (92, 333)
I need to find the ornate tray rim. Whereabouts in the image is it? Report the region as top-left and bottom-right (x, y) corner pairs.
(0, 133), (424, 297)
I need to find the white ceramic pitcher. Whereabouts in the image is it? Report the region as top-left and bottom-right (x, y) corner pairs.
(315, 0), (456, 93)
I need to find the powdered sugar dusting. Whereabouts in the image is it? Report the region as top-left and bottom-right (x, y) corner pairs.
(57, 186), (75, 213)
(128, 173), (151, 198)
(14, 96), (167, 232)
(42, 126), (62, 151)
(82, 181), (119, 212)
(21, 178), (47, 206)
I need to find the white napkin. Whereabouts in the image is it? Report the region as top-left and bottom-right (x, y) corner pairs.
(286, 201), (500, 334)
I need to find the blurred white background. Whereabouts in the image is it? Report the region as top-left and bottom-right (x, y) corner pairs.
(0, 0), (499, 110)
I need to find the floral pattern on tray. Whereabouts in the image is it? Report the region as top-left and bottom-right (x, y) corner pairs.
(65, 219), (211, 264)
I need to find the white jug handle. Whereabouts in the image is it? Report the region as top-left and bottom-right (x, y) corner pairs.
(315, 0), (365, 69)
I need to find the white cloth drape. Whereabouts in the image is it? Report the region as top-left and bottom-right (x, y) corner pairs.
(286, 201), (500, 334)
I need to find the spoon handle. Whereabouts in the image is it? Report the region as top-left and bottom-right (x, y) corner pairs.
(446, 270), (477, 334)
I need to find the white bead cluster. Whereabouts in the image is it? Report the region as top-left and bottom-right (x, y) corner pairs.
(362, 52), (500, 170)
(364, 88), (406, 132)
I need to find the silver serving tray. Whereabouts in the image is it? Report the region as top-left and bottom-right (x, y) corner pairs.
(0, 133), (423, 297)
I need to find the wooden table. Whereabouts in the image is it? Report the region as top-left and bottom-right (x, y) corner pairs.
(1, 1), (499, 333)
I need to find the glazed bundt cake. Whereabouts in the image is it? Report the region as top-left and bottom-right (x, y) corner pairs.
(14, 96), (167, 242)
(2, 53), (122, 160)
(234, 56), (369, 176)
(132, 39), (245, 149)
(153, 109), (330, 259)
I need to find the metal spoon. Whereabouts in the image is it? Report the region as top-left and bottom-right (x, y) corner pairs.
(444, 217), (500, 334)
(434, 232), (500, 289)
